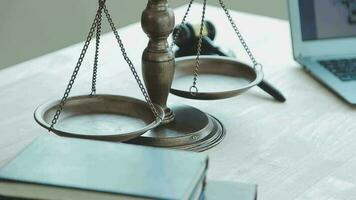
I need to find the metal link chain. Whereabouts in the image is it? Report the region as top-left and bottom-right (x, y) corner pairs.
(190, 0), (207, 96)
(103, 5), (162, 120)
(49, 1), (106, 131)
(170, 0), (195, 49)
(218, 0), (262, 70)
(91, 1), (103, 95)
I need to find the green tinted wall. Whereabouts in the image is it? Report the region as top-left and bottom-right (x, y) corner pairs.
(0, 0), (287, 69)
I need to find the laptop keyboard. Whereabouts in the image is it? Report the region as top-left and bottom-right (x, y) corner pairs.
(319, 58), (356, 81)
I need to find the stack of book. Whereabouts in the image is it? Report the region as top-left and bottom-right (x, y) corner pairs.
(0, 136), (256, 200)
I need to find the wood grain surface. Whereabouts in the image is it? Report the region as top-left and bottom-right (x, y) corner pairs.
(0, 4), (355, 200)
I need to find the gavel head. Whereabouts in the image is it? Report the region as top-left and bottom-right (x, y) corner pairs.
(173, 21), (216, 48)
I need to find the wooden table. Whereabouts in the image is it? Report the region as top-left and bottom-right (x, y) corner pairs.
(1, 4), (356, 200)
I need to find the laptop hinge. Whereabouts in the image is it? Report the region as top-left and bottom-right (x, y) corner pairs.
(296, 55), (311, 62)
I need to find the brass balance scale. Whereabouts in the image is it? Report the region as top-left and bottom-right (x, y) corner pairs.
(34, 0), (265, 152)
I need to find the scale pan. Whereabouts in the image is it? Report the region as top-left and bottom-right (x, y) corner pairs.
(34, 95), (164, 141)
(170, 56), (264, 100)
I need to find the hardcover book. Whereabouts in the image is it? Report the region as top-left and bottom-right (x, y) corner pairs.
(0, 135), (208, 200)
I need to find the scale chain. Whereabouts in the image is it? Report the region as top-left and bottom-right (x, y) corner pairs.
(103, 5), (162, 120)
(170, 0), (195, 50)
(91, 0), (103, 95)
(218, 0), (262, 70)
(49, 0), (106, 131)
(190, 0), (207, 95)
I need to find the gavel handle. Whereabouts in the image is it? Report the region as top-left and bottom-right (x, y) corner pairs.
(258, 81), (286, 102)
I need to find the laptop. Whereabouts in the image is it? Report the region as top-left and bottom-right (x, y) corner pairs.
(288, 0), (356, 104)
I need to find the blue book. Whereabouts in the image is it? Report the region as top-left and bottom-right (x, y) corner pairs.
(0, 136), (208, 200)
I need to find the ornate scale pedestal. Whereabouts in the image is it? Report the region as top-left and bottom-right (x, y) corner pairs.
(128, 1), (226, 151)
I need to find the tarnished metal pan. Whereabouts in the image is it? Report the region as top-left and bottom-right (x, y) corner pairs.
(34, 95), (164, 141)
(170, 55), (264, 100)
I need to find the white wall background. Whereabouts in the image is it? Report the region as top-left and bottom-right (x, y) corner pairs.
(0, 0), (287, 69)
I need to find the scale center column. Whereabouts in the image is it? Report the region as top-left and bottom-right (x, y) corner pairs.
(133, 0), (225, 151)
(141, 0), (175, 123)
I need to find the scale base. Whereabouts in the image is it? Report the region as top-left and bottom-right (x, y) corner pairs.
(127, 104), (225, 152)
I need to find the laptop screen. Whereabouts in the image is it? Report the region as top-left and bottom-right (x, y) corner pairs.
(299, 0), (356, 41)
